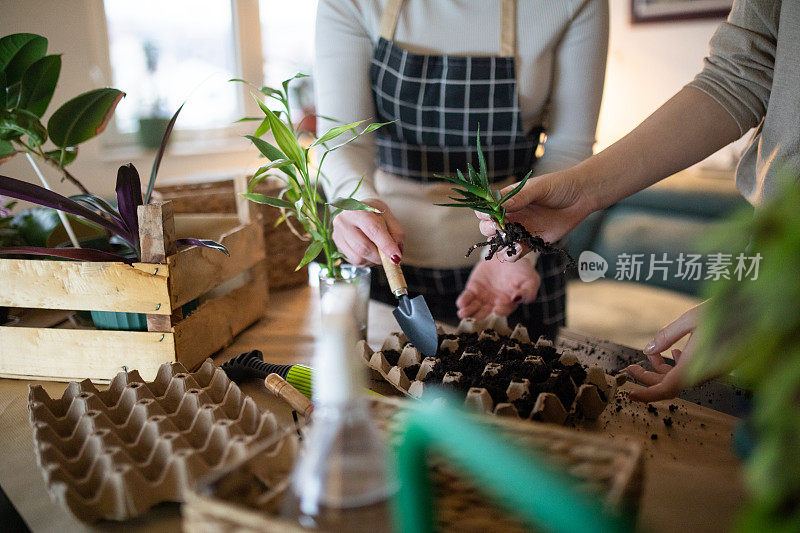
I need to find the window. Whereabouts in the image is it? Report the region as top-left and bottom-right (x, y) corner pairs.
(104, 0), (240, 134)
(100, 0), (319, 147)
(260, 0), (318, 87)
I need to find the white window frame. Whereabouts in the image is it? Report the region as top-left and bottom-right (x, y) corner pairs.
(87, 0), (267, 156)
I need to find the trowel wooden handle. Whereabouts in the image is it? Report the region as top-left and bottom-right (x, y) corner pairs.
(265, 373), (314, 418)
(378, 249), (407, 297)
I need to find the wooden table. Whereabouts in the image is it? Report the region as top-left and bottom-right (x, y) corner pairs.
(0, 287), (746, 532)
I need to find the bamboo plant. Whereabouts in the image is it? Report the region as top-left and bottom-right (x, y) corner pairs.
(234, 74), (389, 279)
(691, 171), (800, 531)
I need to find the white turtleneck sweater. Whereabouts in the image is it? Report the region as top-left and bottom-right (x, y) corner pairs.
(314, 0), (608, 269)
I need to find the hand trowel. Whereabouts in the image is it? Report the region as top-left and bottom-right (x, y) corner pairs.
(378, 250), (439, 357)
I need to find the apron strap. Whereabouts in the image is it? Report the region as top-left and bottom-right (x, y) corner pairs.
(379, 0), (405, 40)
(379, 0), (517, 57)
(499, 0), (517, 57)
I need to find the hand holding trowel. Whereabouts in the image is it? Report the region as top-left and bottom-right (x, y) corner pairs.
(378, 250), (438, 357)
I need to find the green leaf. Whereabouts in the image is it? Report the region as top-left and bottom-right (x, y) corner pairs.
(47, 88), (124, 148)
(296, 239), (322, 271)
(234, 116), (263, 122)
(281, 72), (309, 97)
(262, 103), (306, 172)
(10, 207), (105, 247)
(0, 34), (48, 87)
(328, 197), (380, 213)
(435, 171), (467, 188)
(0, 139), (15, 162)
(260, 85), (284, 99)
(446, 196), (482, 204)
(361, 121), (393, 134)
(435, 202), (483, 209)
(498, 170), (531, 205)
(467, 163), (481, 187)
(44, 147), (77, 166)
(17, 55), (61, 117)
(247, 172), (268, 193)
(310, 121), (364, 147)
(475, 128), (489, 190)
(307, 226), (323, 241)
(254, 116), (271, 138)
(245, 134), (285, 161)
(251, 92), (277, 116)
(0, 108), (47, 146)
(241, 192), (293, 209)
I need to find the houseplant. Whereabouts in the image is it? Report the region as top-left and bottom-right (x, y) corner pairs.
(691, 172), (800, 532)
(0, 101), (228, 330)
(435, 133), (569, 262)
(0, 32), (124, 195)
(233, 74), (388, 335)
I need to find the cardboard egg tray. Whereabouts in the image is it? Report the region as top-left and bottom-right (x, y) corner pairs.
(27, 359), (281, 522)
(358, 315), (625, 424)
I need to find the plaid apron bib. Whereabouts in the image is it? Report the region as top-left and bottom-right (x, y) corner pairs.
(368, 0), (566, 337)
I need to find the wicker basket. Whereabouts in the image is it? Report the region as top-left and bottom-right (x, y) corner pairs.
(183, 397), (643, 532)
(154, 177), (308, 289)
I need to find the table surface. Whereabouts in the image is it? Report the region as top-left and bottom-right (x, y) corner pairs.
(0, 286), (746, 532)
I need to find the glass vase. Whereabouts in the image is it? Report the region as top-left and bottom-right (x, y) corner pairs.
(318, 264), (370, 340)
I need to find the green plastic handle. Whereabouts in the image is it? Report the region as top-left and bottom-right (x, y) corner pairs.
(390, 398), (632, 533)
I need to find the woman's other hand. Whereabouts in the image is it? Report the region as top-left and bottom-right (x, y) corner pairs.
(332, 198), (405, 267)
(625, 302), (708, 402)
(456, 256), (541, 319)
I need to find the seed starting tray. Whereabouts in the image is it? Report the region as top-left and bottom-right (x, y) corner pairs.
(27, 359), (280, 522)
(358, 315), (626, 424)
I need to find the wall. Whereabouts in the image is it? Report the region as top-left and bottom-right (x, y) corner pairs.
(1, 0), (738, 202)
(0, 0), (260, 200)
(597, 1), (742, 169)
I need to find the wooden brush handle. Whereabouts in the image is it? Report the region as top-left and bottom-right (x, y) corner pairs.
(265, 373), (314, 418)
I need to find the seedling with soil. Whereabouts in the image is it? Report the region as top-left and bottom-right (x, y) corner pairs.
(435, 134), (571, 262)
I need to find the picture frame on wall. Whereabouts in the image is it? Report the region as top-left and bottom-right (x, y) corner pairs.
(631, 0), (733, 23)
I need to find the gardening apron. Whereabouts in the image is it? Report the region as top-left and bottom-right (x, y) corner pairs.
(368, 0), (566, 338)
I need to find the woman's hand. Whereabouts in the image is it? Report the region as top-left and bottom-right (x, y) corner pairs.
(456, 256), (541, 319)
(476, 169), (596, 262)
(625, 302), (708, 402)
(332, 198), (405, 267)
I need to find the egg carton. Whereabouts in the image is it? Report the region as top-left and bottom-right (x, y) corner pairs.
(358, 315), (625, 424)
(27, 359), (280, 522)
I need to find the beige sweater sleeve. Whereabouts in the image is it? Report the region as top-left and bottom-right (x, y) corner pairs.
(313, 0), (380, 202)
(686, 0), (779, 136)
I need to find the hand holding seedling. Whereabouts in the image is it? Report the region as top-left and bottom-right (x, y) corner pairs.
(475, 168), (595, 262)
(456, 256), (541, 319)
(436, 133), (572, 263)
(332, 198), (405, 267)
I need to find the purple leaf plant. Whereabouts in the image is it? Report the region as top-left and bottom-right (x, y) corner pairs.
(0, 105), (228, 263)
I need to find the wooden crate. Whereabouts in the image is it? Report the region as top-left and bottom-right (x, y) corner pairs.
(154, 175), (308, 289)
(0, 184), (268, 383)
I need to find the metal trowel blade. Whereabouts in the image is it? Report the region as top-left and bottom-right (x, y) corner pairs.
(392, 294), (439, 357)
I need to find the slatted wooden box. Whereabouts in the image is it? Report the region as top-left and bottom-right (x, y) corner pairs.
(0, 184), (268, 383)
(153, 174), (308, 289)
